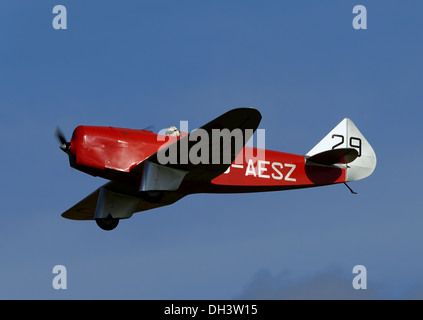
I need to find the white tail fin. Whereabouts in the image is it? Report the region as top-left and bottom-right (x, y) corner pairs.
(306, 118), (376, 182)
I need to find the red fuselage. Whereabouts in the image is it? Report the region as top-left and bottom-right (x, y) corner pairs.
(69, 126), (346, 195)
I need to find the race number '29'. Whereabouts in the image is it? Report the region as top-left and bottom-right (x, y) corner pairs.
(332, 134), (362, 157)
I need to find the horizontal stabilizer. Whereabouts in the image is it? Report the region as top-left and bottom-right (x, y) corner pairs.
(306, 148), (358, 166)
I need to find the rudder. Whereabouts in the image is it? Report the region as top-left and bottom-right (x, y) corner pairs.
(305, 118), (376, 182)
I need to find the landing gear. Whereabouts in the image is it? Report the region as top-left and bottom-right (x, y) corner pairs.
(95, 214), (119, 231)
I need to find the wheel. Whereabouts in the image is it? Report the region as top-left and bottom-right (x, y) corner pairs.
(141, 191), (164, 203)
(95, 214), (119, 231)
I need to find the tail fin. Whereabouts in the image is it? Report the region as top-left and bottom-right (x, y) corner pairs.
(305, 118), (376, 182)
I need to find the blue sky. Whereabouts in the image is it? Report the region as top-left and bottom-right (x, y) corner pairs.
(1, 0), (423, 299)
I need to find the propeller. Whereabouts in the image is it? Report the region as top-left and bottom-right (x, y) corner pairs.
(55, 126), (71, 154)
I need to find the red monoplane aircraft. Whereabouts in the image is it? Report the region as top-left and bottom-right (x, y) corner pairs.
(56, 108), (376, 230)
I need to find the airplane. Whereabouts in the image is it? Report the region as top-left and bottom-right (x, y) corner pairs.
(56, 108), (376, 231)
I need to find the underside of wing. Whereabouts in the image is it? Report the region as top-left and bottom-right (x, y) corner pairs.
(61, 187), (101, 220)
(61, 181), (185, 221)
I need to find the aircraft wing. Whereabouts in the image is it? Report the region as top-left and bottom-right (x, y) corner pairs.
(136, 108), (262, 189)
(61, 181), (184, 220)
(61, 185), (101, 220)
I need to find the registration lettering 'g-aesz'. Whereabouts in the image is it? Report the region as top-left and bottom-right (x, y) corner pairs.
(245, 159), (296, 182)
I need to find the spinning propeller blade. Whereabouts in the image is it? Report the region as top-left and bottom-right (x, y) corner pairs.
(55, 126), (71, 154)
